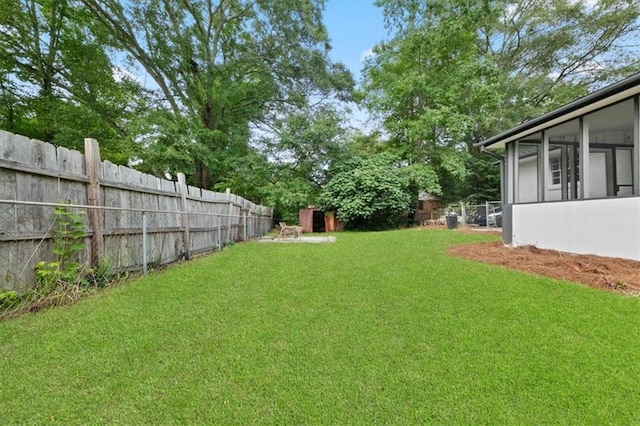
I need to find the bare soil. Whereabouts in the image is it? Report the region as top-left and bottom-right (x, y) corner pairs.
(446, 229), (640, 295)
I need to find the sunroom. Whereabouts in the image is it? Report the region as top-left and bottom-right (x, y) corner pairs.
(478, 73), (640, 260)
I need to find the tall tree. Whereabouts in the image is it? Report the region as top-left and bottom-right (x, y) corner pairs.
(362, 0), (502, 197)
(79, 0), (354, 188)
(362, 0), (640, 202)
(261, 105), (351, 187)
(213, 104), (352, 221)
(484, 0), (640, 128)
(0, 0), (139, 162)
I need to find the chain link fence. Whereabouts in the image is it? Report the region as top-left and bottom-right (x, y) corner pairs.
(420, 201), (502, 228)
(0, 200), (273, 292)
(450, 201), (502, 227)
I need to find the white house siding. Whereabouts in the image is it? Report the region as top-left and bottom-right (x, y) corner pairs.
(511, 197), (640, 260)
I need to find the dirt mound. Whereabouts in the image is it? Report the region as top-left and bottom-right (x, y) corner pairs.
(448, 240), (640, 295)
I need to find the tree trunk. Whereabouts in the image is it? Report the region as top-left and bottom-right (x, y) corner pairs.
(194, 97), (216, 188)
(194, 161), (211, 189)
(40, 77), (55, 143)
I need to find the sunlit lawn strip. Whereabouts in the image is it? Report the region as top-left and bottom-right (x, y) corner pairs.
(1, 229), (639, 424)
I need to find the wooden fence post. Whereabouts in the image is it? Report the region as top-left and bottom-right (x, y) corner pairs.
(241, 209), (247, 241)
(226, 188), (233, 242)
(270, 207), (274, 234)
(177, 173), (191, 260)
(84, 138), (104, 267)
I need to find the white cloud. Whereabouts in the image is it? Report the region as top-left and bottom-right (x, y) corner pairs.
(361, 47), (375, 62)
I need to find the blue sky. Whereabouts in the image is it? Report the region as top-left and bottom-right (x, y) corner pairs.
(323, 1), (387, 130)
(324, 0), (387, 80)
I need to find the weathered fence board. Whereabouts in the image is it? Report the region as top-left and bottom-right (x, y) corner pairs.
(0, 130), (273, 291)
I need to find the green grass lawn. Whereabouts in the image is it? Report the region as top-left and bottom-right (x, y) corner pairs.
(2, 228), (640, 424)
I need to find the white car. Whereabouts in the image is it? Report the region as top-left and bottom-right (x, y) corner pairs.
(487, 209), (502, 227)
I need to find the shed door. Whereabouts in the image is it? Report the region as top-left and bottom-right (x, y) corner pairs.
(312, 211), (326, 232)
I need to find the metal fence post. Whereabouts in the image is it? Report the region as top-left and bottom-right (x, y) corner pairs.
(485, 201), (490, 228)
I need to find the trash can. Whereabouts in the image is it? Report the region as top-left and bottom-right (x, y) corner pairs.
(446, 213), (458, 229)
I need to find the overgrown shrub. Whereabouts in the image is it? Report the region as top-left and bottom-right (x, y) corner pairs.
(32, 205), (88, 296)
(1, 205), (113, 319)
(318, 154), (440, 230)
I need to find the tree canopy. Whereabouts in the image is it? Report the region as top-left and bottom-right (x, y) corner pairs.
(361, 0), (640, 202)
(78, 0), (354, 188)
(1, 0), (354, 187)
(1, 0), (639, 222)
(0, 0), (140, 162)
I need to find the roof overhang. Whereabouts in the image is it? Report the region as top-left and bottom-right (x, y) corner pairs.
(477, 73), (640, 150)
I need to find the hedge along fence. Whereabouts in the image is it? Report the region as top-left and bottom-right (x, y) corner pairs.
(0, 131), (274, 291)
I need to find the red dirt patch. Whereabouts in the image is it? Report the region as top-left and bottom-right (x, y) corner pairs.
(448, 239), (640, 295)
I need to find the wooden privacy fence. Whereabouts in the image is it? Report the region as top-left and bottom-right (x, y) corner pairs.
(0, 131), (274, 291)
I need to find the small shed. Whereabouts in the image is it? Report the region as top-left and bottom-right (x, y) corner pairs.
(414, 191), (440, 223)
(299, 207), (343, 233)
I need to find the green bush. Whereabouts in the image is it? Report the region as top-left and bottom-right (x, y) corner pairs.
(318, 154), (439, 230)
(33, 206), (88, 295)
(0, 290), (19, 310)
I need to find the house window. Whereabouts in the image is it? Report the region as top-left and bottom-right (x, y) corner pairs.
(547, 119), (580, 201)
(550, 157), (561, 185)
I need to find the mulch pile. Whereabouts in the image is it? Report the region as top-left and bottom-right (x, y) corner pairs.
(447, 239), (640, 295)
